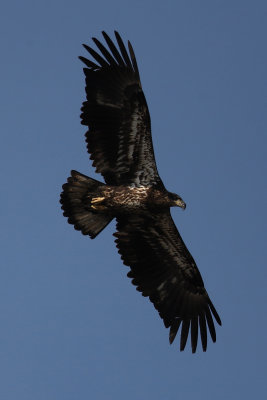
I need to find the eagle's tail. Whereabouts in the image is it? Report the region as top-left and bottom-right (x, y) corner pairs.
(60, 170), (113, 239)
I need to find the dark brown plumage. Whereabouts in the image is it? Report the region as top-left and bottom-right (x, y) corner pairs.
(60, 31), (221, 353)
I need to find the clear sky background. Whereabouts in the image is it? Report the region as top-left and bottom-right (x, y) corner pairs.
(1, 1), (266, 399)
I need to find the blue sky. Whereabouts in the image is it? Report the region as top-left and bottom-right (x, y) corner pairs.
(1, 1), (267, 399)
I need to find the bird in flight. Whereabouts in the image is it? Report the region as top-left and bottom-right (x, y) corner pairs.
(60, 31), (221, 353)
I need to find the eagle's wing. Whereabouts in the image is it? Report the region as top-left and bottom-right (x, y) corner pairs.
(114, 211), (221, 353)
(79, 31), (163, 187)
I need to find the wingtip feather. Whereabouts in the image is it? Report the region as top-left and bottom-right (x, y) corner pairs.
(208, 299), (222, 326)
(169, 319), (181, 345)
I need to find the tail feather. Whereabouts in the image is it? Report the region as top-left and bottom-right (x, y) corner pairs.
(60, 170), (113, 239)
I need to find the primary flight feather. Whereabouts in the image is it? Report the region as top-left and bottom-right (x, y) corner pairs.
(60, 31), (221, 353)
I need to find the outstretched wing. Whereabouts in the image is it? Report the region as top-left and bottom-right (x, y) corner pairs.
(114, 211), (221, 353)
(79, 31), (163, 187)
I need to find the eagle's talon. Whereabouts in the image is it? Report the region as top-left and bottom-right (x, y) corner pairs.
(91, 204), (107, 211)
(91, 196), (105, 204)
(91, 197), (106, 211)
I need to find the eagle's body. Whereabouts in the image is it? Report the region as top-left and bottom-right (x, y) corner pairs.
(86, 185), (185, 213)
(60, 31), (221, 353)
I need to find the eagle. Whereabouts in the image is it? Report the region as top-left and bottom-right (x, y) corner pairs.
(60, 31), (221, 353)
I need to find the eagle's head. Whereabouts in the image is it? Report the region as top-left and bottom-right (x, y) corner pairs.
(168, 192), (186, 210)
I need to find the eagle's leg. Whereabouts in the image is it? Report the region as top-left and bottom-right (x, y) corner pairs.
(91, 196), (107, 211)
